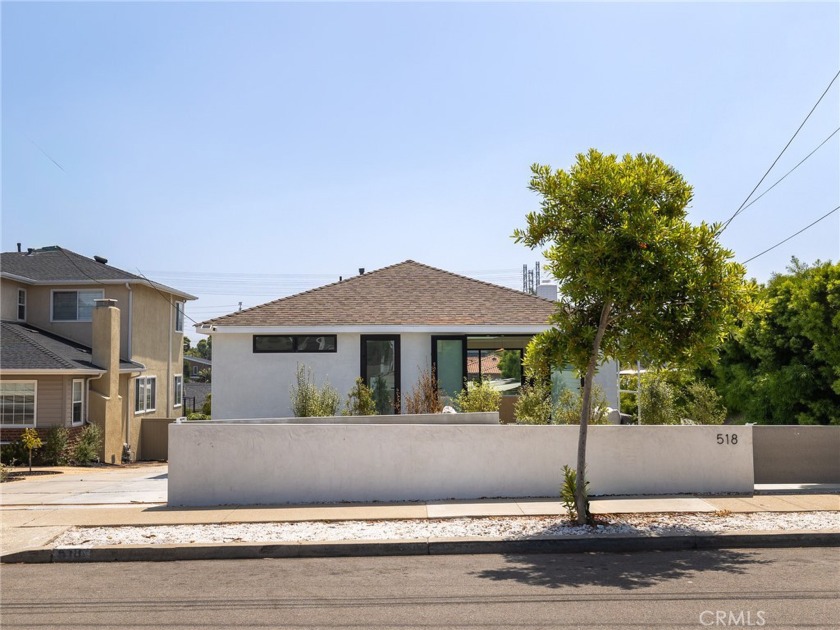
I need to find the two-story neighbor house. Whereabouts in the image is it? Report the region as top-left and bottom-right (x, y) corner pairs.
(0, 246), (196, 463)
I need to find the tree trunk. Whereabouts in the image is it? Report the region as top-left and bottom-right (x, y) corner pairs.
(575, 300), (613, 525)
(28, 449), (33, 473)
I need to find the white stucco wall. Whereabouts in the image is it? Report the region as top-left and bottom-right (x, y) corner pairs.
(169, 423), (753, 506)
(212, 332), (621, 420)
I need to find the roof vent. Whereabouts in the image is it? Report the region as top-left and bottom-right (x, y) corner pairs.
(94, 255), (108, 264)
(358, 268), (365, 275)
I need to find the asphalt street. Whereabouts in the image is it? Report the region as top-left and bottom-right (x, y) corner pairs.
(2, 548), (838, 629)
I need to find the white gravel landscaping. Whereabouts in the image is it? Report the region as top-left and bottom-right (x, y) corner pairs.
(53, 512), (839, 547)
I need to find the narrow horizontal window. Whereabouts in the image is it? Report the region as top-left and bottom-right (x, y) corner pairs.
(253, 335), (337, 353)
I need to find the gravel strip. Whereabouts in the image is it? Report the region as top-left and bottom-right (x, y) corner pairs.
(53, 512), (839, 547)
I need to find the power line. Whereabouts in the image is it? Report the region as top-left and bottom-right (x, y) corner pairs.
(720, 69), (840, 233)
(741, 205), (840, 264)
(734, 126), (839, 217)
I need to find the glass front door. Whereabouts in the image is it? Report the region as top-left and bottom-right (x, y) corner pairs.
(361, 335), (400, 414)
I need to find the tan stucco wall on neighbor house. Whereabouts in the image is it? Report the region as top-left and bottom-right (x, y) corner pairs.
(129, 284), (184, 419)
(20, 284), (131, 350)
(1, 279), (28, 320)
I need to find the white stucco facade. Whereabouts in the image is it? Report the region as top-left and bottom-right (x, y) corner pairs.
(211, 328), (621, 420)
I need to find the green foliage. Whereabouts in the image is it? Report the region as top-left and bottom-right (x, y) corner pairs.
(291, 365), (340, 417)
(73, 424), (103, 465)
(186, 337), (212, 360)
(21, 428), (43, 472)
(0, 462), (8, 482)
(553, 385), (610, 425)
(43, 427), (70, 465)
(497, 350), (522, 380)
(681, 380), (726, 425)
(454, 379), (502, 413)
(194, 368), (212, 383)
(344, 378), (379, 416)
(514, 149), (749, 523)
(560, 465), (590, 522)
(187, 413), (211, 421)
(405, 368), (442, 415)
(638, 373), (678, 425)
(703, 259), (839, 425)
(1, 441), (26, 467)
(201, 393), (212, 416)
(514, 150), (750, 373)
(514, 381), (554, 424)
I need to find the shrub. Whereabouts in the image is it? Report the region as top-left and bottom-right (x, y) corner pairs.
(1, 441), (26, 467)
(681, 380), (726, 425)
(454, 379), (501, 413)
(514, 381), (553, 424)
(0, 462), (8, 482)
(560, 465), (591, 523)
(201, 393), (212, 416)
(73, 424), (103, 465)
(553, 385), (610, 425)
(638, 372), (679, 425)
(291, 365), (340, 417)
(187, 413), (211, 421)
(43, 426), (70, 466)
(344, 378), (378, 416)
(404, 368), (442, 415)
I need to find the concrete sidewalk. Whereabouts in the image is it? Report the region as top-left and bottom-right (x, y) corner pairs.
(2, 464), (838, 562)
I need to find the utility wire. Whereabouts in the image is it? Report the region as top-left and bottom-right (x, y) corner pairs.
(720, 69), (840, 233)
(741, 205), (840, 264)
(735, 126), (839, 217)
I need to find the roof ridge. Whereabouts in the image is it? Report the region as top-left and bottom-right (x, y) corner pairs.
(0, 321), (78, 370)
(204, 260), (420, 325)
(402, 260), (557, 305)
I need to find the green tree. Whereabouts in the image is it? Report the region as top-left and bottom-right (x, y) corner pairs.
(704, 259), (839, 424)
(497, 350), (522, 380)
(20, 428), (43, 472)
(514, 149), (748, 523)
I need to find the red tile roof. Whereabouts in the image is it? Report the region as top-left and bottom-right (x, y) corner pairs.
(205, 260), (554, 327)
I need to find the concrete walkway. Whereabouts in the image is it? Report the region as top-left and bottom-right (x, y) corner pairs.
(2, 464), (838, 561)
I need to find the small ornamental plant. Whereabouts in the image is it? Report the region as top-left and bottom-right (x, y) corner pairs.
(20, 428), (43, 473)
(344, 378), (378, 416)
(454, 379), (502, 413)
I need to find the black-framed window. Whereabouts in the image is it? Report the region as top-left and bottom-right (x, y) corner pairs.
(253, 335), (337, 353)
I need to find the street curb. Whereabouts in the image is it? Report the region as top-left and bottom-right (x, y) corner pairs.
(3, 531), (839, 564)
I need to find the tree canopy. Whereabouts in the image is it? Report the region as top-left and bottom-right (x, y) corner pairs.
(703, 258), (839, 425)
(514, 149), (750, 523)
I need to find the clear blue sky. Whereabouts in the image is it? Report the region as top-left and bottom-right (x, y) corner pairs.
(3, 1), (838, 328)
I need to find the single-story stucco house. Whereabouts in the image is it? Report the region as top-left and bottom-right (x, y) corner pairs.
(197, 260), (619, 422)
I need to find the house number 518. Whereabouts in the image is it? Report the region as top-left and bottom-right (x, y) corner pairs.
(716, 434), (738, 445)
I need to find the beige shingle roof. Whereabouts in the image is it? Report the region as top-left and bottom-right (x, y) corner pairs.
(205, 260), (554, 328)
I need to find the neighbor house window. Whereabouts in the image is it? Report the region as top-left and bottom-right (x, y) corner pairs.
(134, 377), (157, 414)
(253, 335), (337, 353)
(174, 375), (183, 408)
(17, 289), (26, 321)
(52, 290), (104, 322)
(71, 380), (84, 425)
(0, 381), (36, 426)
(174, 302), (184, 333)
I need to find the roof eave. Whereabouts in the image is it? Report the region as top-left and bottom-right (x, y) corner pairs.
(0, 274), (197, 301)
(200, 324), (551, 335)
